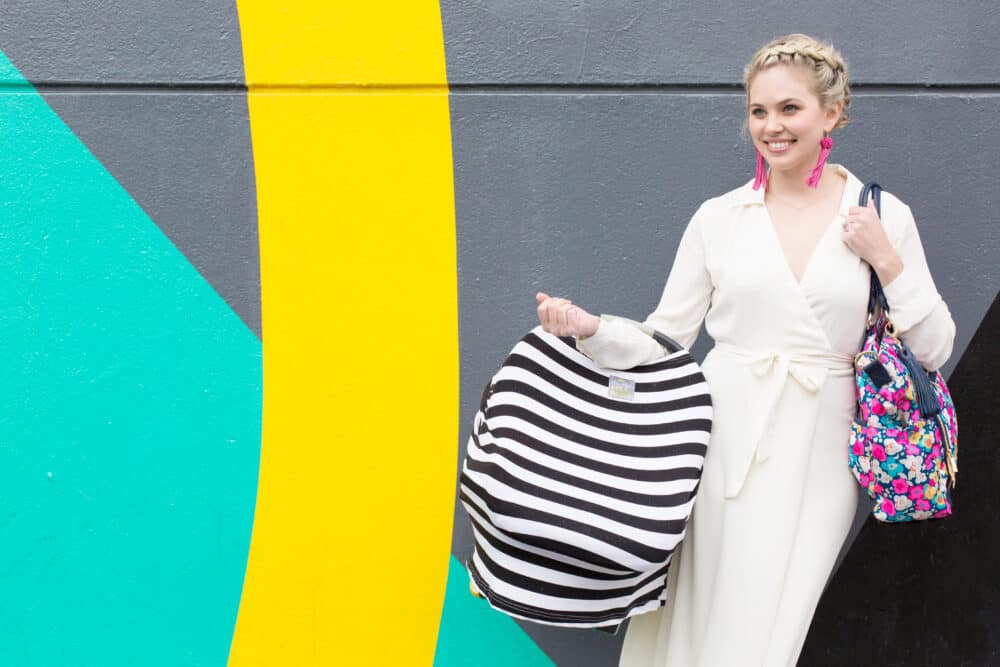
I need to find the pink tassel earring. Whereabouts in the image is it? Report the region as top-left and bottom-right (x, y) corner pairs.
(807, 136), (834, 188)
(752, 148), (768, 191)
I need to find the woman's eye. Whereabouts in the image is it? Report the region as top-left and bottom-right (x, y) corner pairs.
(751, 108), (765, 117)
(783, 104), (799, 113)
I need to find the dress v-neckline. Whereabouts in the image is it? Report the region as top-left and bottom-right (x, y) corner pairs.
(761, 177), (850, 288)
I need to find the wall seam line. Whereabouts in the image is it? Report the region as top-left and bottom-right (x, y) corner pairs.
(7, 82), (1000, 95)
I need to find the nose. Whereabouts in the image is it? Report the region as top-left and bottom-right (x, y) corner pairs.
(765, 115), (784, 135)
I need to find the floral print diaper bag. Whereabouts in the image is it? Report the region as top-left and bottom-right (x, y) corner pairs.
(849, 182), (958, 523)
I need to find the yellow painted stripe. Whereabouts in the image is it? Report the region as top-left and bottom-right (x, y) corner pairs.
(236, 4), (449, 87)
(230, 4), (457, 665)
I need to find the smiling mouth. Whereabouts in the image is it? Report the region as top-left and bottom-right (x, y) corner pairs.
(764, 139), (796, 152)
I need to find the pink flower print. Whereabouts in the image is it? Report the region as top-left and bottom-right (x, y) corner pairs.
(872, 402), (886, 416)
(852, 441), (864, 456)
(892, 478), (909, 495)
(859, 472), (873, 487)
(915, 499), (931, 511)
(905, 444), (920, 456)
(880, 498), (896, 516)
(931, 444), (941, 458)
(872, 444), (887, 462)
(878, 386), (893, 401)
(908, 485), (924, 500)
(865, 426), (879, 439)
(934, 509), (950, 518)
(900, 399), (911, 411)
(873, 483), (885, 495)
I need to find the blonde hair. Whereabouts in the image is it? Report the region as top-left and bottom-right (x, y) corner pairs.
(744, 34), (851, 130)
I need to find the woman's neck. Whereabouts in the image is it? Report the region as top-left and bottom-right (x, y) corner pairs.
(767, 164), (841, 205)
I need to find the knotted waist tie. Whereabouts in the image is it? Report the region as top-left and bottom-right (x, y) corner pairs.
(712, 342), (855, 498)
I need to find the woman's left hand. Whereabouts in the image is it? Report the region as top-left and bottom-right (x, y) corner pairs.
(841, 198), (904, 285)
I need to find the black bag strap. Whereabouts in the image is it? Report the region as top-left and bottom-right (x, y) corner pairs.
(859, 181), (941, 417)
(859, 182), (888, 318)
(651, 330), (685, 355)
(601, 315), (686, 355)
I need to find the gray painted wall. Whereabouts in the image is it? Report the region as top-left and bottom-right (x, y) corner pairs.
(0, 1), (245, 84)
(443, 3), (1000, 665)
(443, 1), (1000, 84)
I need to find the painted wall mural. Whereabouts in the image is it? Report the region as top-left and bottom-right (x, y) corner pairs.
(1, 2), (997, 666)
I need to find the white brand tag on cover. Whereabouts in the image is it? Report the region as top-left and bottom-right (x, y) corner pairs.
(608, 376), (635, 401)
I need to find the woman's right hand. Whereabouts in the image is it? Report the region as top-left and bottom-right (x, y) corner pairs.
(535, 292), (601, 338)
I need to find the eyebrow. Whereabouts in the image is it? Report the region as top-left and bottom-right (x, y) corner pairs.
(749, 98), (804, 107)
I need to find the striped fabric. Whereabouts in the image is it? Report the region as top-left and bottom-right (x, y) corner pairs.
(460, 326), (712, 629)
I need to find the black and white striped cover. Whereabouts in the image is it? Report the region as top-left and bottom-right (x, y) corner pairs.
(459, 324), (712, 629)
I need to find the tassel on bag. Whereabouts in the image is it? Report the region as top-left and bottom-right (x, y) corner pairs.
(752, 148), (768, 191)
(807, 136), (834, 188)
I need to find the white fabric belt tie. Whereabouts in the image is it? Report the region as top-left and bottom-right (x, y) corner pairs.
(712, 342), (855, 498)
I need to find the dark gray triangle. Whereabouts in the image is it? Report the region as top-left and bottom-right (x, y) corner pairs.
(803, 289), (1000, 665)
(0, 4), (260, 337)
(37, 91), (261, 338)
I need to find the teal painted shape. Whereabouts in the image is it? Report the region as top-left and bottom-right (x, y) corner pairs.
(434, 556), (555, 667)
(0, 50), (261, 665)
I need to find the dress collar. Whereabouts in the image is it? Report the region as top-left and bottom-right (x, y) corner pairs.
(734, 163), (863, 214)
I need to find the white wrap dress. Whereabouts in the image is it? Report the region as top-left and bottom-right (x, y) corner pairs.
(575, 165), (955, 666)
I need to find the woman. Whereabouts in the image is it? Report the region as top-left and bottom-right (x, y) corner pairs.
(535, 34), (955, 666)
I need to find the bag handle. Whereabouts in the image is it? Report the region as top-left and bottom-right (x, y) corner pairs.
(651, 330), (685, 355)
(859, 181), (941, 418)
(601, 314), (686, 355)
(859, 182), (888, 318)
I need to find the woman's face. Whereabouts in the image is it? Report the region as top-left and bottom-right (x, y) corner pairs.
(747, 64), (842, 178)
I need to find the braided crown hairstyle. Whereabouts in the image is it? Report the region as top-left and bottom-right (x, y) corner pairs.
(744, 34), (851, 129)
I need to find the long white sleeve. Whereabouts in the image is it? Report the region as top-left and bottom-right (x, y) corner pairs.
(881, 203), (955, 372)
(575, 205), (713, 370)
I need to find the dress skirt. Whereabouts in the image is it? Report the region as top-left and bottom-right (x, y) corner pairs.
(618, 346), (860, 667)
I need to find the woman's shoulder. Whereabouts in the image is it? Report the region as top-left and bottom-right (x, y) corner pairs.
(871, 187), (917, 243)
(827, 164), (916, 242)
(878, 189), (911, 215)
(704, 180), (756, 209)
(839, 164), (912, 220)
(687, 179), (757, 226)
